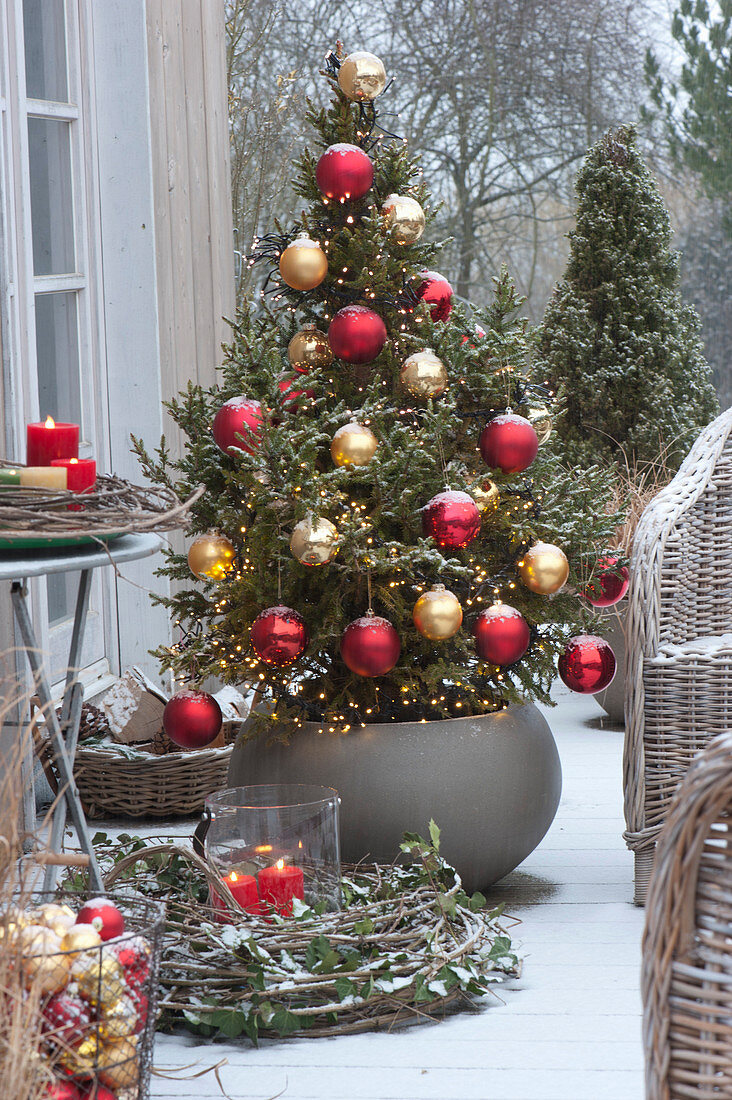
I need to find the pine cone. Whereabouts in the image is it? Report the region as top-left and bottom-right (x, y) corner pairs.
(150, 726), (172, 755)
(78, 703), (111, 740)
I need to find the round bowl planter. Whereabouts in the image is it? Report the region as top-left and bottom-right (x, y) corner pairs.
(596, 603), (626, 724)
(228, 702), (562, 893)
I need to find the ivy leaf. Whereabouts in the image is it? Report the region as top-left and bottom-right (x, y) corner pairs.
(469, 891), (487, 912)
(353, 917), (374, 936)
(271, 1008), (301, 1037)
(436, 892), (457, 917)
(413, 974), (435, 1003)
(428, 819), (441, 852)
(210, 1008), (247, 1038)
(334, 976), (356, 1001)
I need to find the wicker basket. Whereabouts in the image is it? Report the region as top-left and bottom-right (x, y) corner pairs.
(38, 721), (241, 818)
(642, 730), (732, 1099)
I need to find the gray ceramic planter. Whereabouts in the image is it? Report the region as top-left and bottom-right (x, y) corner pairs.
(228, 702), (562, 893)
(596, 604), (626, 724)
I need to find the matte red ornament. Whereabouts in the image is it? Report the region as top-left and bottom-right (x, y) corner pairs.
(583, 555), (629, 607)
(79, 1087), (117, 1100)
(42, 990), (93, 1048)
(76, 898), (125, 942)
(278, 377), (315, 410)
(42, 1084), (82, 1100)
(251, 605), (309, 667)
(163, 690), (223, 749)
(422, 490), (481, 549)
(558, 634), (616, 694)
(460, 324), (486, 347)
(212, 396), (263, 455)
(128, 985), (149, 1034)
(328, 305), (387, 364)
(472, 604), (531, 666)
(109, 935), (151, 986)
(479, 413), (539, 474)
(340, 613), (401, 677)
(315, 143), (374, 202)
(417, 270), (453, 321)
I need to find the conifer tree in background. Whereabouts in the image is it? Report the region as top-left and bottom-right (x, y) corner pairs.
(136, 47), (622, 740)
(537, 126), (718, 472)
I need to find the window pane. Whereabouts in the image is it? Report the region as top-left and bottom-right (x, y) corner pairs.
(28, 117), (75, 275)
(34, 291), (81, 423)
(23, 0), (68, 102)
(47, 571), (76, 626)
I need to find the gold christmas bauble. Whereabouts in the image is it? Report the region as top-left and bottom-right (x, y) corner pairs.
(99, 1036), (139, 1091)
(290, 515), (339, 566)
(187, 533), (236, 581)
(526, 406), (553, 445)
(337, 51), (387, 101)
(19, 925), (69, 994)
(413, 584), (463, 641)
(279, 232), (328, 291)
(101, 994), (138, 1040)
(28, 902), (76, 938)
(381, 194), (426, 245)
(60, 1032), (100, 1076)
(72, 951), (126, 1006)
(59, 923), (102, 959)
(518, 542), (569, 595)
(287, 325), (332, 372)
(400, 349), (448, 399)
(331, 422), (378, 467)
(471, 479), (500, 513)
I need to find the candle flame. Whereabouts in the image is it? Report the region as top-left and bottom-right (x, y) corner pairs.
(45, 416), (55, 429)
(254, 844), (273, 853)
(298, 841), (303, 849)
(70, 457), (78, 464)
(276, 858), (285, 871)
(229, 871), (238, 883)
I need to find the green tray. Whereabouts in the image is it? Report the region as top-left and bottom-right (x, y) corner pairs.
(0, 532), (125, 551)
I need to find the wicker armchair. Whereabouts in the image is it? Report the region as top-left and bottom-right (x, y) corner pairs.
(642, 731), (732, 1099)
(624, 407), (732, 905)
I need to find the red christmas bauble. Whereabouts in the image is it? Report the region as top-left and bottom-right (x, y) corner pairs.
(328, 305), (387, 364)
(417, 270), (453, 321)
(315, 143), (374, 202)
(251, 605), (309, 667)
(128, 985), (149, 1034)
(76, 898), (125, 942)
(42, 1084), (82, 1100)
(110, 935), (151, 986)
(422, 490), (481, 549)
(212, 396), (263, 455)
(558, 634), (616, 694)
(79, 1087), (118, 1100)
(583, 555), (629, 607)
(460, 324), (486, 347)
(163, 690), (222, 749)
(278, 377), (315, 411)
(340, 613), (401, 677)
(479, 413), (539, 474)
(472, 604), (531, 665)
(42, 990), (93, 1048)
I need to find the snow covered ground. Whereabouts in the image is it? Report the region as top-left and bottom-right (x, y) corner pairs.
(141, 686), (645, 1100)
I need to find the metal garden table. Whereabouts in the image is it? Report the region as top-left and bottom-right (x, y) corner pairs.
(0, 532), (162, 893)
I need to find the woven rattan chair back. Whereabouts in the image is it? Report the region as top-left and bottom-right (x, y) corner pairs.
(624, 408), (732, 904)
(643, 731), (732, 1099)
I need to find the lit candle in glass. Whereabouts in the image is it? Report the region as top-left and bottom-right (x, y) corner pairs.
(26, 417), (79, 465)
(258, 858), (305, 916)
(210, 870), (260, 921)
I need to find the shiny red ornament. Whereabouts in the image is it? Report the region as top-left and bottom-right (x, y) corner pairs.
(479, 413), (539, 474)
(583, 555), (629, 607)
(278, 377), (315, 411)
(128, 985), (149, 1034)
(328, 305), (387, 365)
(417, 270), (453, 321)
(340, 613), (401, 677)
(163, 690), (222, 749)
(212, 396), (263, 455)
(76, 898), (125, 942)
(315, 143), (374, 202)
(42, 990), (93, 1048)
(110, 935), (151, 986)
(558, 634), (616, 694)
(42, 1084), (82, 1100)
(422, 490), (481, 549)
(472, 604), (531, 666)
(251, 605), (309, 667)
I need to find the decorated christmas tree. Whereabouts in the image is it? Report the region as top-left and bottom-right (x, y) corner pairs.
(135, 47), (623, 743)
(538, 125), (718, 471)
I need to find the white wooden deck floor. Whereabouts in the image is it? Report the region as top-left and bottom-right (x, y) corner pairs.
(139, 686), (645, 1100)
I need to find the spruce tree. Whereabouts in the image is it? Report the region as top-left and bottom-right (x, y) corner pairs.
(135, 47), (621, 739)
(537, 125), (718, 470)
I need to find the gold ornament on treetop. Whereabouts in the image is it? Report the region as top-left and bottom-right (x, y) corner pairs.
(278, 232), (328, 291)
(382, 194), (426, 245)
(337, 51), (387, 101)
(290, 515), (339, 566)
(400, 349), (448, 399)
(413, 584), (463, 641)
(331, 422), (378, 467)
(518, 541), (569, 595)
(470, 479), (500, 513)
(526, 406), (553, 445)
(287, 325), (332, 372)
(187, 533), (236, 581)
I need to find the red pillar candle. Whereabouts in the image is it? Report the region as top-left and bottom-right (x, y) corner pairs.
(258, 859), (305, 916)
(210, 870), (260, 922)
(50, 458), (96, 492)
(26, 417), (79, 465)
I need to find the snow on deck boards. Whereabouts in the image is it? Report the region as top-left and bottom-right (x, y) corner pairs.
(104, 686), (647, 1099)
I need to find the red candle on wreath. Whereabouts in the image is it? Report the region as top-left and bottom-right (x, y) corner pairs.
(211, 870), (261, 920)
(51, 457), (96, 510)
(26, 416), (79, 465)
(258, 858), (305, 916)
